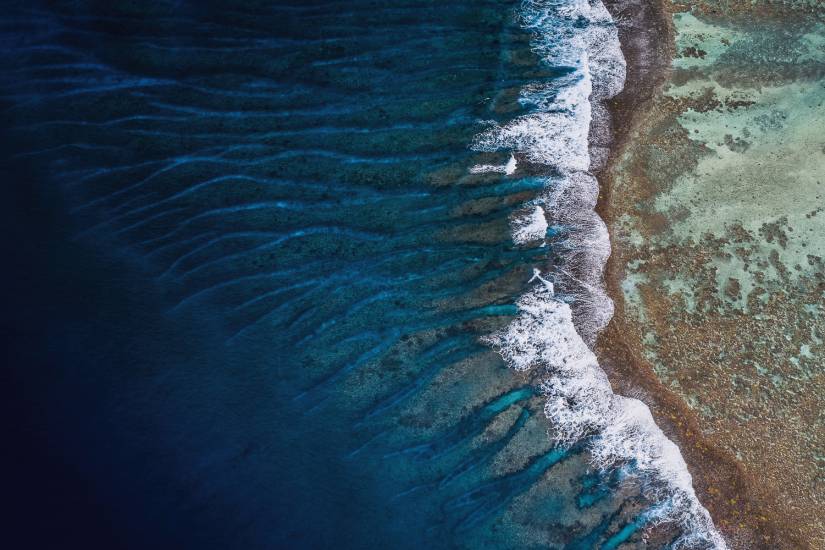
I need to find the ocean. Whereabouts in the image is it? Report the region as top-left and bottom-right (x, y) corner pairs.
(0, 0), (724, 548)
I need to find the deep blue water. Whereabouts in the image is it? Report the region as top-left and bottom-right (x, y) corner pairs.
(0, 1), (661, 548)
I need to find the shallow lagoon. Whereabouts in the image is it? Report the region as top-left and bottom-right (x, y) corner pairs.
(611, 4), (825, 544)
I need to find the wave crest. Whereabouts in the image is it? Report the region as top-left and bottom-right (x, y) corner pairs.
(476, 1), (728, 547)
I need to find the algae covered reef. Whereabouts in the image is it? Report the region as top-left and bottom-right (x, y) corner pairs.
(602, 0), (825, 546)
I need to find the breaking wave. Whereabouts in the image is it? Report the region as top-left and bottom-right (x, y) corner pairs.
(475, 1), (728, 548)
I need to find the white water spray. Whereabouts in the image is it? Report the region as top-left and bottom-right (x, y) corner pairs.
(475, 1), (728, 547)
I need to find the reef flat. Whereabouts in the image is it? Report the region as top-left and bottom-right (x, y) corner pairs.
(600, 0), (825, 547)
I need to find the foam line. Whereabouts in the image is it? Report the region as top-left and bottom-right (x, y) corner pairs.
(476, 1), (728, 547)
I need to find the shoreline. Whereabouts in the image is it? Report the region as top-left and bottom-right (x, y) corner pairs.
(594, 0), (802, 547)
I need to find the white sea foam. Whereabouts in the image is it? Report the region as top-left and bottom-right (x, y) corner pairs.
(512, 205), (549, 245)
(476, 1), (728, 547)
(484, 277), (727, 549)
(470, 154), (518, 175)
(473, 76), (591, 171)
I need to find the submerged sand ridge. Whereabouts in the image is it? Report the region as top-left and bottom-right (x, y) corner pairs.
(603, 0), (825, 547)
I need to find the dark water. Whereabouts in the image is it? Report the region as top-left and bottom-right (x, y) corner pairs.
(0, 1), (656, 548)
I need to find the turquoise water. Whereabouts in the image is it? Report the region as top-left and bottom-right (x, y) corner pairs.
(0, 1), (690, 548)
